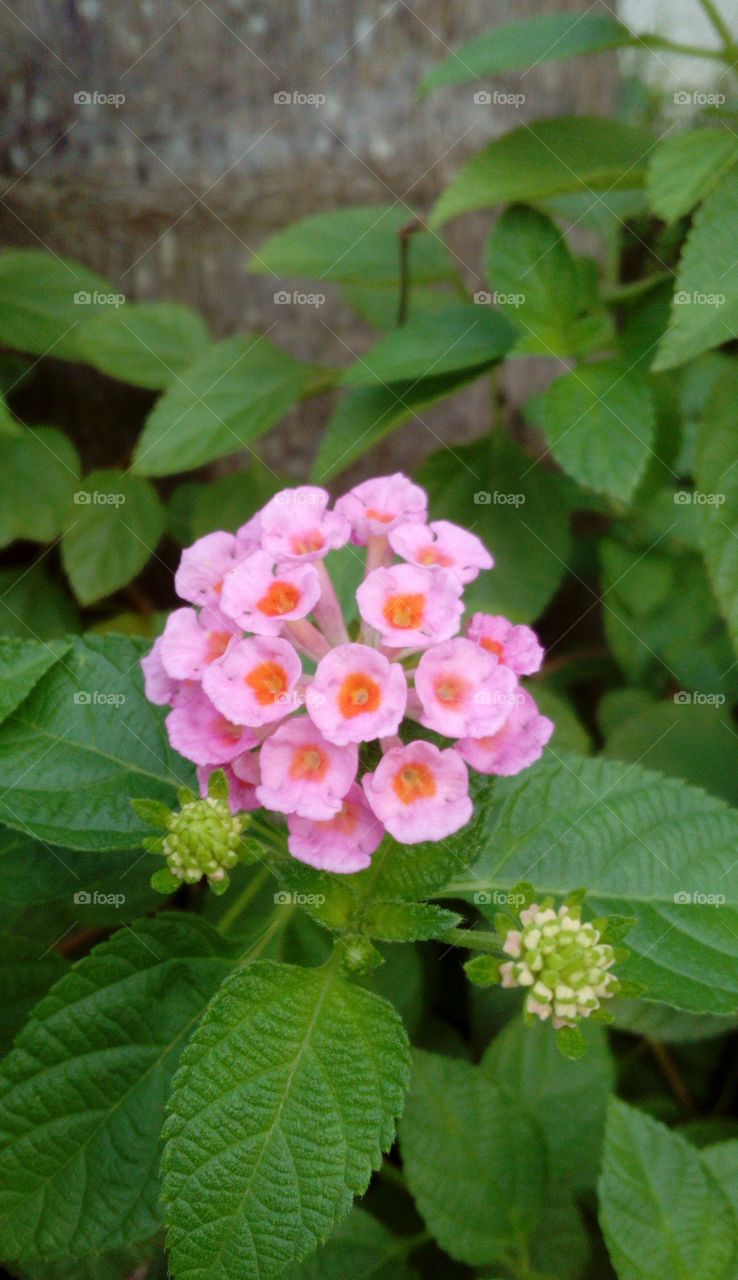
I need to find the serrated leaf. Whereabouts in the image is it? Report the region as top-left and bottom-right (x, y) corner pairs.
(0, 250), (116, 361)
(442, 754), (738, 1014)
(362, 900), (461, 942)
(695, 366), (738, 656)
(0, 638), (70, 725)
(646, 128), (738, 224)
(652, 167), (738, 371)
(0, 634), (191, 849)
(62, 470), (165, 604)
(249, 206), (452, 285)
(431, 117), (652, 226)
(526, 361), (655, 502)
(0, 915), (235, 1262)
(76, 302), (210, 389)
(285, 1207), (414, 1279)
(0, 934), (68, 1053)
(162, 960), (410, 1280)
(399, 1050), (546, 1266)
(0, 428), (80, 548)
(599, 1099), (736, 1280)
(132, 334), (322, 477)
(341, 305), (516, 387)
(419, 11), (632, 94)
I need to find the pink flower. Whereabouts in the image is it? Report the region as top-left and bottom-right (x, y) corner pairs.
(305, 643), (407, 745)
(141, 637), (179, 706)
(219, 550), (321, 635)
(286, 783), (383, 872)
(202, 635), (302, 727)
(467, 613), (544, 676)
(362, 740), (472, 844)
(159, 607), (239, 681)
(257, 716), (358, 819)
(259, 486), (350, 562)
(166, 688), (259, 765)
(389, 519), (493, 584)
(357, 564), (463, 648)
(457, 689), (553, 776)
(197, 752), (261, 814)
(335, 472), (427, 544)
(175, 531), (244, 608)
(414, 637), (520, 739)
(236, 512), (262, 551)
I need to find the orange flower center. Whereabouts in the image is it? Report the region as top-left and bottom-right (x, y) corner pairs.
(205, 630), (232, 663)
(366, 507), (395, 524)
(290, 529), (324, 556)
(213, 578), (223, 596)
(418, 545), (453, 568)
(433, 674), (468, 707)
(331, 800), (358, 834)
(245, 661), (289, 706)
(289, 744), (329, 781)
(383, 592), (425, 630)
(481, 637), (505, 659)
(257, 580), (301, 617)
(338, 672), (382, 719)
(392, 762), (437, 805)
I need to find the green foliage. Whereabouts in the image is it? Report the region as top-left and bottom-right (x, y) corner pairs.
(646, 128), (738, 224)
(0, 250), (116, 360)
(695, 366), (738, 654)
(0, 638), (70, 725)
(0, 428), (80, 548)
(76, 301), (210, 389)
(341, 305), (516, 386)
(61, 470), (165, 604)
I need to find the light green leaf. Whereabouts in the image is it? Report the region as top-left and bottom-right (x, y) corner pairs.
(482, 1016), (614, 1190)
(399, 1050), (546, 1266)
(0, 634), (190, 850)
(76, 302), (210, 389)
(362, 901), (461, 942)
(0, 394), (20, 436)
(419, 11), (633, 94)
(341, 304), (515, 387)
(0, 428), (80, 548)
(0, 638), (71, 725)
(0, 566), (79, 640)
(0, 915), (235, 1262)
(431, 117), (652, 226)
(285, 1207), (414, 1279)
(61, 470), (165, 604)
(341, 280), (457, 330)
(703, 1141), (738, 1217)
(162, 960), (410, 1280)
(599, 1099), (736, 1280)
(695, 366), (738, 655)
(249, 206), (452, 284)
(443, 753), (738, 1014)
(526, 361), (655, 502)
(646, 128), (738, 224)
(652, 168), (738, 371)
(0, 250), (116, 361)
(132, 334), (322, 476)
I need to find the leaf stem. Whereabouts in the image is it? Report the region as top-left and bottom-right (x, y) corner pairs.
(637, 33), (732, 60)
(647, 1038), (699, 1117)
(441, 927), (503, 954)
(397, 218), (422, 326)
(695, 0), (734, 50)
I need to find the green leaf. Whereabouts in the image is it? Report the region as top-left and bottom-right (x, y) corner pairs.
(695, 367), (738, 655)
(76, 302), (210, 389)
(0, 393), (21, 436)
(399, 1050), (546, 1266)
(61, 470), (165, 604)
(341, 305), (516, 387)
(0, 428), (80, 548)
(249, 206), (452, 285)
(599, 1099), (736, 1280)
(0, 634), (191, 850)
(419, 434), (574, 621)
(0, 638), (71, 725)
(0, 934), (68, 1053)
(0, 915), (235, 1262)
(443, 754), (738, 1014)
(191, 465), (282, 539)
(702, 1141), (738, 1217)
(419, 11), (633, 94)
(362, 901), (461, 942)
(0, 250), (116, 361)
(285, 1207), (413, 1279)
(9, 1237), (163, 1280)
(311, 366), (483, 483)
(526, 361), (655, 503)
(486, 204), (609, 356)
(646, 128), (738, 224)
(652, 168), (738, 371)
(482, 1016), (614, 1190)
(132, 334), (321, 476)
(162, 960), (410, 1280)
(0, 565), (79, 640)
(431, 117), (652, 226)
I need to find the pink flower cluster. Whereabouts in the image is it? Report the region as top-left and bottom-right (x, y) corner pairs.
(143, 475), (553, 874)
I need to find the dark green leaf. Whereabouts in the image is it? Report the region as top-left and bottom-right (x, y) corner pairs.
(341, 305), (516, 387)
(61, 470), (165, 604)
(0, 428), (79, 548)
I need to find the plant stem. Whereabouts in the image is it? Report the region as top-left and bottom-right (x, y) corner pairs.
(637, 33), (732, 60)
(397, 218), (421, 326)
(647, 1038), (699, 1117)
(441, 927), (503, 954)
(218, 865), (271, 934)
(603, 272), (672, 305)
(695, 0), (734, 50)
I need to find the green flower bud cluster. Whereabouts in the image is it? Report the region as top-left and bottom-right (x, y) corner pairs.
(163, 797), (246, 889)
(500, 902), (618, 1029)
